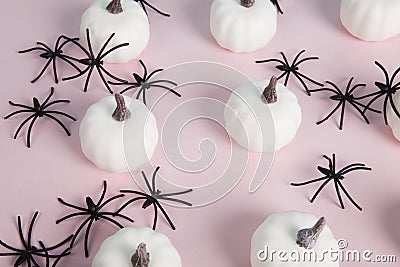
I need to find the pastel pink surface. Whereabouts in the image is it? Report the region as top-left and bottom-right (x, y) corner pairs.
(0, 0), (399, 267)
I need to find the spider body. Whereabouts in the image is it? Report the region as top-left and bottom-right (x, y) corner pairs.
(309, 77), (380, 130)
(56, 180), (133, 258)
(109, 60), (180, 105)
(256, 50), (323, 95)
(4, 87), (76, 148)
(291, 154), (371, 211)
(19, 36), (81, 84)
(360, 61), (400, 125)
(117, 167), (193, 230)
(134, 0), (171, 17)
(61, 29), (129, 94)
(0, 211), (72, 267)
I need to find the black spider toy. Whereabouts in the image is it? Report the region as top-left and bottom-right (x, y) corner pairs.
(291, 154), (371, 211)
(4, 87), (76, 148)
(61, 29), (129, 94)
(109, 60), (180, 105)
(309, 77), (381, 130)
(56, 180), (133, 257)
(134, 0), (170, 17)
(256, 50), (323, 95)
(0, 211), (72, 267)
(18, 36), (81, 84)
(359, 61), (400, 125)
(117, 167), (193, 230)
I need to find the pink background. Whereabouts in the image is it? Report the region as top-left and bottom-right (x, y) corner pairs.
(1, 0), (400, 266)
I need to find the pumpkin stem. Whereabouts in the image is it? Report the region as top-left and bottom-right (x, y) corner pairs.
(241, 0), (255, 8)
(107, 0), (123, 14)
(112, 94), (131, 122)
(131, 243), (150, 267)
(296, 217), (326, 249)
(262, 76), (278, 104)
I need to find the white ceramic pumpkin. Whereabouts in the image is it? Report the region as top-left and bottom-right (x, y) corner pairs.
(210, 0), (277, 53)
(251, 211), (339, 267)
(81, 0), (150, 63)
(340, 0), (400, 41)
(224, 77), (302, 152)
(388, 92), (400, 141)
(79, 94), (158, 173)
(92, 227), (182, 267)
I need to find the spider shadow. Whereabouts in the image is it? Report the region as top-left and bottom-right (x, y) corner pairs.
(380, 200), (400, 249)
(215, 211), (265, 267)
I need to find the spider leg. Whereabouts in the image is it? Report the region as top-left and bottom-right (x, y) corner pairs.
(43, 100), (71, 110)
(283, 72), (291, 87)
(290, 176), (328, 186)
(293, 56), (320, 68)
(68, 217), (92, 247)
(325, 81), (343, 95)
(139, 1), (148, 15)
(337, 163), (366, 174)
(98, 65), (127, 83)
(152, 203), (158, 230)
(4, 110), (34, 119)
(383, 94), (390, 125)
(30, 254), (41, 267)
(51, 247), (71, 267)
(151, 166), (161, 193)
(18, 47), (47, 54)
(0, 240), (22, 253)
(31, 58), (52, 83)
(294, 71), (324, 87)
(36, 42), (52, 51)
(136, 87), (145, 104)
(310, 178), (332, 203)
(37, 235), (73, 253)
(98, 194), (125, 210)
(52, 56), (59, 84)
(56, 212), (90, 224)
(42, 113), (72, 136)
(279, 51), (291, 67)
(141, 0), (171, 17)
(27, 212), (39, 249)
(308, 88), (338, 94)
(119, 85), (140, 94)
(99, 43), (130, 61)
(157, 197), (193, 206)
(334, 179), (345, 209)
(38, 241), (50, 267)
(42, 87), (55, 107)
(62, 66), (90, 82)
(154, 201), (176, 230)
(316, 101), (343, 125)
(58, 55), (82, 73)
(82, 66), (95, 93)
(57, 198), (88, 212)
(354, 90), (382, 100)
(96, 66), (114, 94)
(12, 114), (36, 141)
(348, 83), (366, 95)
(338, 166), (372, 175)
(100, 212), (134, 223)
(147, 69), (165, 81)
(347, 100), (371, 124)
(290, 50), (305, 66)
(351, 100), (381, 113)
(96, 181), (107, 207)
(7, 101), (36, 111)
(389, 93), (400, 120)
(147, 79), (177, 86)
(115, 196), (148, 214)
(139, 171), (153, 193)
(16, 216), (28, 249)
(142, 86), (148, 105)
(83, 219), (94, 258)
(375, 61), (390, 86)
(139, 60), (148, 80)
(43, 111), (76, 121)
(150, 84), (182, 97)
(255, 58), (287, 65)
(338, 100), (346, 130)
(336, 180), (362, 211)
(0, 252), (21, 256)
(277, 72), (287, 82)
(362, 92), (385, 113)
(26, 115), (39, 148)
(292, 71), (311, 95)
(98, 215), (125, 229)
(159, 189), (193, 198)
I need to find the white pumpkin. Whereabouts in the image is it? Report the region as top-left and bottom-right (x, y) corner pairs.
(388, 92), (400, 141)
(92, 227), (182, 267)
(79, 94), (158, 173)
(224, 77), (302, 152)
(340, 0), (400, 41)
(81, 0), (150, 63)
(210, 0), (277, 53)
(251, 211), (339, 267)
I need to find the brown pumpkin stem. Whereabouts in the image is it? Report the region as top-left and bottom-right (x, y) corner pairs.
(107, 0), (123, 14)
(112, 94), (131, 122)
(262, 76), (278, 104)
(131, 243), (150, 267)
(241, 0), (255, 7)
(296, 217), (326, 250)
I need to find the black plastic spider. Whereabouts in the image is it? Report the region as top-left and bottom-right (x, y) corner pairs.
(56, 180), (134, 258)
(291, 154), (371, 211)
(117, 167), (193, 230)
(134, 0), (170, 17)
(270, 0), (283, 14)
(256, 50), (323, 95)
(109, 60), (180, 105)
(0, 211), (72, 267)
(4, 87), (76, 148)
(309, 77), (381, 130)
(61, 29), (129, 94)
(18, 36), (81, 84)
(359, 61), (400, 125)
